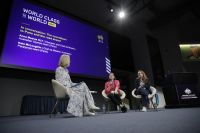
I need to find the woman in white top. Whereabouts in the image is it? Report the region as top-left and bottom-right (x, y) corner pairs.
(55, 54), (99, 117)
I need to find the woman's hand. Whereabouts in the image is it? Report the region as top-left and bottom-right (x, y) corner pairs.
(111, 91), (115, 94)
(114, 89), (118, 94)
(148, 94), (153, 99)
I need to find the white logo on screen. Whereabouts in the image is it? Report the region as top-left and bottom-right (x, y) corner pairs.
(97, 35), (104, 44)
(105, 57), (111, 74)
(184, 88), (191, 95)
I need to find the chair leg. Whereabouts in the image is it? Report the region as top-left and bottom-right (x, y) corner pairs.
(150, 99), (157, 111)
(50, 99), (59, 118)
(104, 100), (110, 113)
(107, 101), (110, 113)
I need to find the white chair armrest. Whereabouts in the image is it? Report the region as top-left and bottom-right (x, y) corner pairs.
(102, 90), (109, 99)
(132, 89), (142, 98)
(90, 91), (97, 94)
(150, 86), (157, 96)
(119, 90), (126, 99)
(132, 86), (157, 99)
(102, 89), (126, 99)
(52, 79), (72, 98)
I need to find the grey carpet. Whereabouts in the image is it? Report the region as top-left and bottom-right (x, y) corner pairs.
(0, 108), (200, 133)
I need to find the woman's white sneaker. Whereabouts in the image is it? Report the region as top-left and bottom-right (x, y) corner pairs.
(141, 107), (147, 112)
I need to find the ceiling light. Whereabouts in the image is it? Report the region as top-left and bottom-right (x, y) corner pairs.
(110, 8), (114, 12)
(118, 10), (126, 19)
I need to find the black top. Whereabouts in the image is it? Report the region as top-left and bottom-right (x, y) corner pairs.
(135, 78), (151, 94)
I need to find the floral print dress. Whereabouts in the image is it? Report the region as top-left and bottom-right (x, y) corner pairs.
(55, 66), (96, 117)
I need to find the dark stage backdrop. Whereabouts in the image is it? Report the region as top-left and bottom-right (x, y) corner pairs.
(108, 32), (134, 72)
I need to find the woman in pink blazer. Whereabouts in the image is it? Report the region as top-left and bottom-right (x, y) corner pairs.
(104, 73), (127, 112)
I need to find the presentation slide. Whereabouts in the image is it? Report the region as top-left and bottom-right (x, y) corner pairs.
(0, 0), (111, 78)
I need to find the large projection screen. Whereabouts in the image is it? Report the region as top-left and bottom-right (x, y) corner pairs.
(0, 0), (111, 79)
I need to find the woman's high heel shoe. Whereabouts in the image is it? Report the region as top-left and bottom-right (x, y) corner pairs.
(90, 105), (100, 110)
(84, 111), (95, 116)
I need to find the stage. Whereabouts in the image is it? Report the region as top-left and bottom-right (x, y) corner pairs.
(1, 108), (200, 133)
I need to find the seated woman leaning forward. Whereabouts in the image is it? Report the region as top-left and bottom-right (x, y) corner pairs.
(104, 72), (127, 113)
(135, 70), (152, 112)
(55, 54), (100, 117)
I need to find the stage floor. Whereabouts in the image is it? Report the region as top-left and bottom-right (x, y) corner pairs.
(0, 108), (200, 133)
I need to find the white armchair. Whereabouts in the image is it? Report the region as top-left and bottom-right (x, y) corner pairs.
(102, 89), (126, 112)
(50, 79), (71, 117)
(132, 86), (158, 110)
(102, 89), (126, 99)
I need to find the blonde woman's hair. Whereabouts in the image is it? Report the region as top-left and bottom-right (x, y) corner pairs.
(58, 54), (70, 67)
(138, 70), (149, 83)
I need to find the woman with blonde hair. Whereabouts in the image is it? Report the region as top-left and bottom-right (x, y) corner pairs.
(135, 70), (151, 112)
(55, 54), (100, 117)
